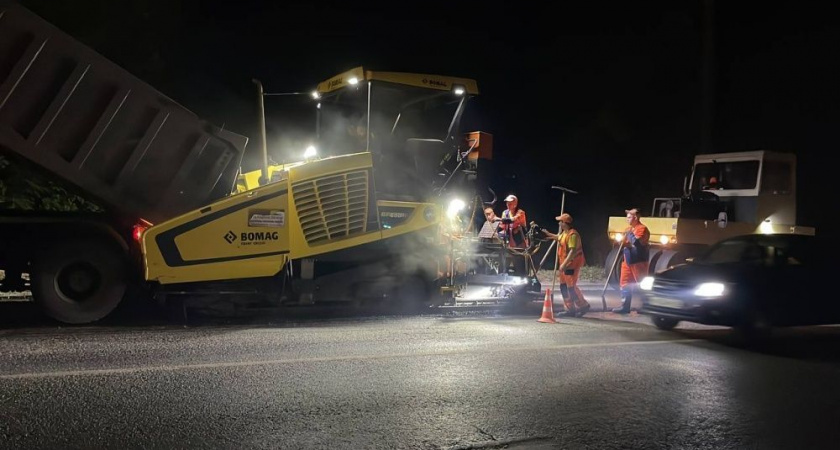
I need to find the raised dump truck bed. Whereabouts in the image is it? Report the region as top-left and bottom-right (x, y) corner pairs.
(0, 2), (247, 223)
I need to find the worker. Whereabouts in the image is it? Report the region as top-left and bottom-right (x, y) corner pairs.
(478, 206), (502, 242)
(498, 195), (527, 249)
(702, 176), (722, 190)
(499, 194), (528, 275)
(542, 213), (590, 317)
(613, 208), (650, 314)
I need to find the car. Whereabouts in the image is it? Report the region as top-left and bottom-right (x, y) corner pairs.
(639, 233), (833, 333)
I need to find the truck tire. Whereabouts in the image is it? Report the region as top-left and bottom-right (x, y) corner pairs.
(31, 239), (127, 324)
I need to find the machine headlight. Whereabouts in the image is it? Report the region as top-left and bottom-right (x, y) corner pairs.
(614, 232), (624, 242)
(694, 282), (725, 298)
(303, 145), (317, 159)
(505, 276), (528, 285)
(446, 199), (466, 218)
(640, 276), (654, 291)
(759, 219), (773, 235)
(659, 235), (670, 245)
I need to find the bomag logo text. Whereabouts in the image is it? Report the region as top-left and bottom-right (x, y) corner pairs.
(327, 78), (343, 89)
(424, 79), (447, 88)
(241, 231), (279, 241)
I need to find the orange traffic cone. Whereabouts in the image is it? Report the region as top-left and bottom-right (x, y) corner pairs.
(538, 288), (557, 323)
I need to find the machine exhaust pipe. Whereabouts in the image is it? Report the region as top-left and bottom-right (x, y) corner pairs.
(252, 79), (269, 186)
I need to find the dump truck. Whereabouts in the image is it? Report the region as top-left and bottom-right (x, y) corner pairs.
(0, 3), (248, 322)
(603, 150), (816, 283)
(1, 3), (513, 323)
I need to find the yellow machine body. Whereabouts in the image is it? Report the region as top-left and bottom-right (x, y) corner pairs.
(143, 152), (440, 284)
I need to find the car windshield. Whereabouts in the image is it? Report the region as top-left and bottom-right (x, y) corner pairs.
(699, 239), (765, 265)
(698, 236), (812, 266)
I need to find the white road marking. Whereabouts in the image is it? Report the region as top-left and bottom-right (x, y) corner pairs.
(1, 339), (700, 380)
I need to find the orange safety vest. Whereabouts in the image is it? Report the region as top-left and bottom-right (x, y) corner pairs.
(557, 229), (586, 269)
(623, 223), (650, 265)
(500, 207), (527, 248)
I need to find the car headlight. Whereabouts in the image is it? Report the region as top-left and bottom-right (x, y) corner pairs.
(639, 276), (654, 291)
(694, 282), (725, 298)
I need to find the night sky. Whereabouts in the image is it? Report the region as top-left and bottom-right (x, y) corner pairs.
(19, 0), (835, 262)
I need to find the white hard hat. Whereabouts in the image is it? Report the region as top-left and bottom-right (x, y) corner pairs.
(504, 194), (517, 202)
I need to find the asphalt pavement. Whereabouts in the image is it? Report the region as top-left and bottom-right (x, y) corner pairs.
(2, 305), (839, 450)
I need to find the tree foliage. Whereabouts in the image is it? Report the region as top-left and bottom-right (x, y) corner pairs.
(0, 156), (102, 212)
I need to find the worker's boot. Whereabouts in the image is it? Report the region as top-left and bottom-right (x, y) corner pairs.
(611, 289), (632, 314)
(560, 284), (576, 316)
(573, 290), (590, 317)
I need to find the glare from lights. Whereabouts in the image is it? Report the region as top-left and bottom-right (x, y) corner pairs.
(311, 91), (320, 100)
(317, 103), (321, 109)
(659, 235), (670, 245)
(759, 219), (773, 234)
(694, 282), (725, 298)
(453, 86), (465, 96)
(464, 287), (493, 300)
(303, 145), (317, 159)
(614, 232), (624, 243)
(640, 276), (654, 291)
(447, 199), (466, 219)
(348, 77), (359, 85)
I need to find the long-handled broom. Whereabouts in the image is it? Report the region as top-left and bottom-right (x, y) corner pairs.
(601, 243), (623, 312)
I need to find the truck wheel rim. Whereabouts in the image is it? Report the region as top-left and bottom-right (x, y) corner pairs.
(56, 261), (102, 303)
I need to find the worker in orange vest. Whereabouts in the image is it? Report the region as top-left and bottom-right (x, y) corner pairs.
(613, 208), (650, 314)
(542, 213), (590, 317)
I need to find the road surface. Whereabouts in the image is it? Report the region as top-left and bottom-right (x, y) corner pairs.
(2, 306), (839, 449)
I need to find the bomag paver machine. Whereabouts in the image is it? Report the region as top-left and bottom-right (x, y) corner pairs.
(225, 67), (542, 311)
(147, 66), (494, 313)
